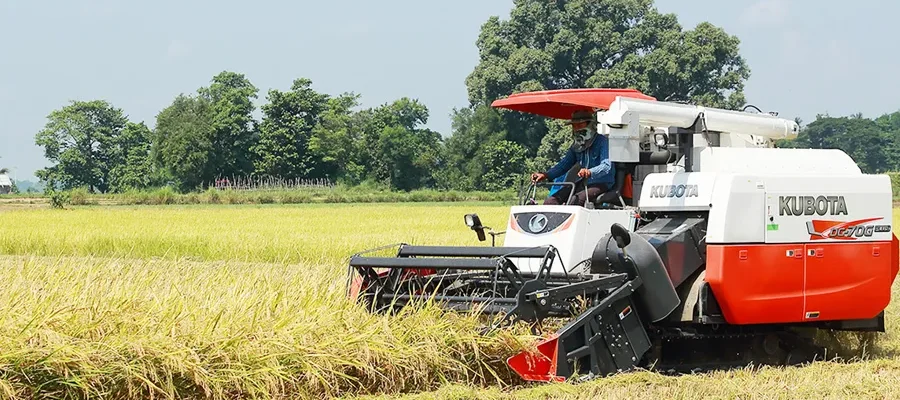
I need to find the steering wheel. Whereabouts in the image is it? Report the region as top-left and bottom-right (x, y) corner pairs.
(519, 163), (589, 206)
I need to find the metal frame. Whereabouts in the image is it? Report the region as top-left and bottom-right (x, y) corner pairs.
(348, 243), (634, 334)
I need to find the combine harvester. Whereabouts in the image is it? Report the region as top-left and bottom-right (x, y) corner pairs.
(347, 89), (899, 382)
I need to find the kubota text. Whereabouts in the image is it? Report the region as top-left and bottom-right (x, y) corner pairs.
(779, 195), (848, 216)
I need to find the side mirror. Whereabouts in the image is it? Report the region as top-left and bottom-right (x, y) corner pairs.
(465, 213), (486, 241)
(610, 223), (631, 249)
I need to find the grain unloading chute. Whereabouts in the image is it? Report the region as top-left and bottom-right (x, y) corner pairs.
(347, 88), (899, 382)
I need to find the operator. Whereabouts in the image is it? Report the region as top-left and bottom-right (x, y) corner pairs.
(531, 110), (615, 205)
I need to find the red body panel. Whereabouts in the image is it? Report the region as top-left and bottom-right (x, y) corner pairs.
(706, 241), (895, 325)
(706, 244), (805, 324)
(892, 234), (899, 286)
(804, 243), (892, 321)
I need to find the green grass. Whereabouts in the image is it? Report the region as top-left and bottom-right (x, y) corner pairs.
(0, 204), (896, 399)
(1, 186), (521, 206)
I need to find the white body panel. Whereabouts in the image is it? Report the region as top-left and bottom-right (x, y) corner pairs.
(762, 174), (893, 243)
(707, 174), (767, 243)
(718, 132), (769, 148)
(603, 110), (641, 163)
(637, 172), (717, 212)
(635, 147), (893, 244)
(693, 147), (861, 175)
(602, 97), (800, 139)
(502, 205), (637, 274)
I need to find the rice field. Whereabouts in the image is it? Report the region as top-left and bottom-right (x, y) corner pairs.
(0, 203), (897, 399)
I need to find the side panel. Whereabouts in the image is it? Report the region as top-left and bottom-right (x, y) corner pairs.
(764, 174), (893, 243)
(706, 242), (895, 325)
(705, 244), (805, 324)
(706, 174), (766, 243)
(637, 172), (717, 212)
(803, 242), (893, 322)
(694, 147), (861, 175)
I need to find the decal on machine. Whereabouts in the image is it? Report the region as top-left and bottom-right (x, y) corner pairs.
(512, 212), (573, 235)
(779, 196), (848, 216)
(649, 184), (698, 198)
(806, 218), (891, 240)
(528, 214), (548, 233)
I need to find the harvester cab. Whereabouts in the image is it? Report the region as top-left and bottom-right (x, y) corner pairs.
(347, 88), (899, 383)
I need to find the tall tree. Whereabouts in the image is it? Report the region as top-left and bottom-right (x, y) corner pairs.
(363, 98), (442, 190)
(434, 105), (508, 191)
(479, 140), (528, 191)
(875, 112), (900, 169)
(253, 78), (330, 178)
(530, 119), (573, 173)
(34, 100), (129, 192)
(108, 122), (158, 192)
(465, 0), (750, 153)
(308, 92), (363, 180)
(151, 94), (215, 191)
(152, 71), (259, 190)
(199, 71), (260, 179)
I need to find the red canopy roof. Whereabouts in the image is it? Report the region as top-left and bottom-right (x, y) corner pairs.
(490, 88), (656, 120)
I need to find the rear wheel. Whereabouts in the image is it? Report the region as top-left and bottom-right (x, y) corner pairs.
(748, 333), (786, 365)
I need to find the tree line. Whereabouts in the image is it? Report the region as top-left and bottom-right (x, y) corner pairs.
(776, 112), (900, 173)
(35, 74), (447, 193)
(29, 0), (897, 194)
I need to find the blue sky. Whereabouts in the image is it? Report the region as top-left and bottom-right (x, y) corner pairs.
(1, 0), (898, 181)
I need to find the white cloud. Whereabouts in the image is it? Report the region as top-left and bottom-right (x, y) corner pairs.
(740, 0), (789, 26)
(166, 39), (191, 61)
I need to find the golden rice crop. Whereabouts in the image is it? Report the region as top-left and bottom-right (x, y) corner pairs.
(0, 203), (896, 399)
(0, 255), (534, 399)
(0, 203), (510, 265)
(0, 203), (539, 399)
(361, 360), (900, 400)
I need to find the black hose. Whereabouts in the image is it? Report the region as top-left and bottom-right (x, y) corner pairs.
(742, 104), (763, 113)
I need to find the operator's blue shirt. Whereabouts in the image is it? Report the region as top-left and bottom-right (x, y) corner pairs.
(546, 135), (615, 187)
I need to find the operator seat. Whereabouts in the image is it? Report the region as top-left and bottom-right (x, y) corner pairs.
(592, 163), (633, 208)
(592, 150), (674, 208)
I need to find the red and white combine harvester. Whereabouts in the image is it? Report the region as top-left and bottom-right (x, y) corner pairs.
(347, 89), (899, 382)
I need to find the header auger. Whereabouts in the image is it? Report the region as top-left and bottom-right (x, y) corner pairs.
(346, 88), (899, 382)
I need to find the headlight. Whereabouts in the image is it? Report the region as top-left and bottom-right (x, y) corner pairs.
(464, 214), (480, 228)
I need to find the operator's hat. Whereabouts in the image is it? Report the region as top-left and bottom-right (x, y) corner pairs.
(570, 109), (595, 123)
